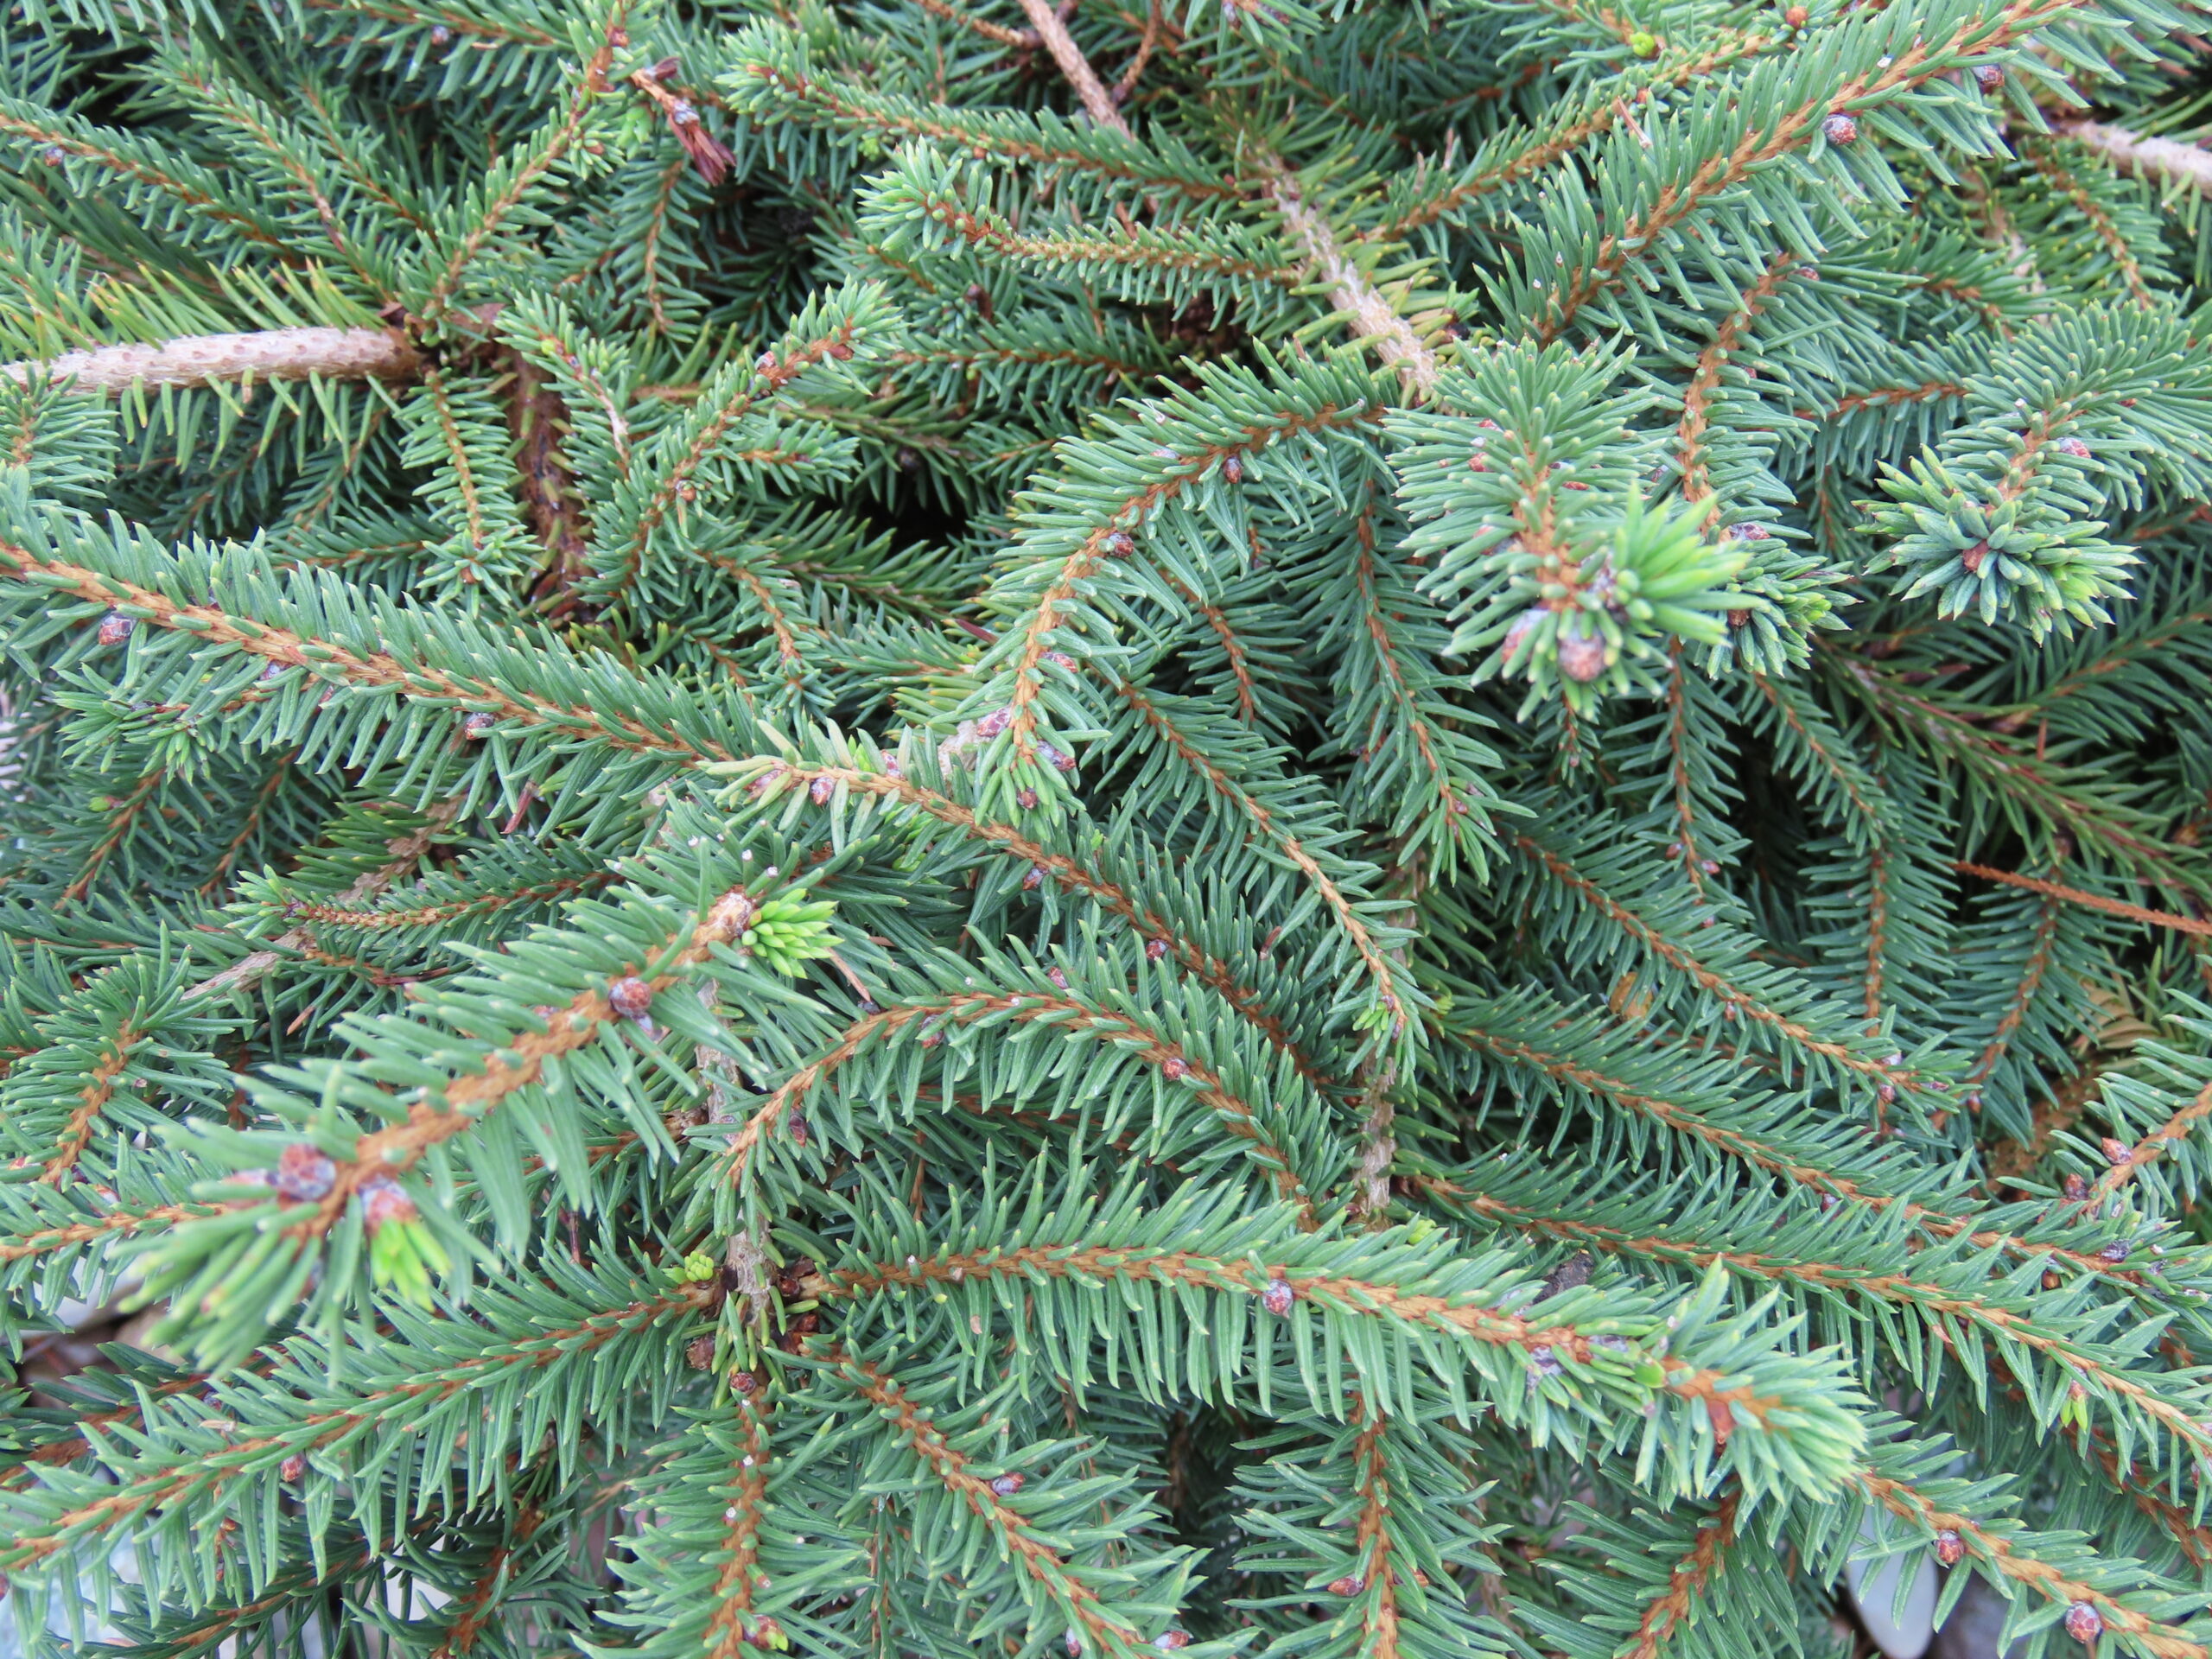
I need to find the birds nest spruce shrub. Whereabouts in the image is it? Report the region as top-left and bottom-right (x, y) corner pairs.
(11, 0), (2212, 1656)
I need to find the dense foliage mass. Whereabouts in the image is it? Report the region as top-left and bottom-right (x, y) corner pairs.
(8, 0), (2212, 1652)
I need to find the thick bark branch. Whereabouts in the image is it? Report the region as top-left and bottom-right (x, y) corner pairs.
(1267, 169), (1440, 400)
(2063, 119), (2212, 194)
(2, 327), (421, 395)
(1014, 0), (1130, 134)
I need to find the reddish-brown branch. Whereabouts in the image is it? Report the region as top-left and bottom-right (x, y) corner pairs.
(702, 1400), (775, 1659)
(276, 887), (766, 1238)
(1677, 251), (1799, 504)
(1536, 0), (2110, 340)
(1368, 32), (1772, 240)
(507, 354), (593, 616)
(2094, 1080), (2212, 1202)
(1452, 1020), (2139, 1281)
(2026, 137), (2155, 308)
(1118, 682), (1406, 1019)
(1511, 833), (1920, 1093)
(1001, 403), (1385, 761)
(1963, 890), (2062, 1092)
(0, 535), (734, 768)
(200, 753), (297, 896)
(429, 1503), (544, 1659)
(40, 1030), (142, 1185)
(1345, 1398), (1405, 1655)
(0, 1199), (223, 1263)
(1957, 862), (2212, 938)
(1426, 1177), (2212, 1462)
(421, 22), (626, 319)
(1624, 1491), (1741, 1659)
(63, 770), (166, 902)
(187, 803), (464, 1005)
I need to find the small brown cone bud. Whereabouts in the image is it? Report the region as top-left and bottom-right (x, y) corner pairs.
(609, 976), (655, 1020)
(276, 1143), (337, 1203)
(686, 1334), (716, 1370)
(1557, 627), (1606, 683)
(989, 1473), (1024, 1497)
(730, 1369), (760, 1395)
(280, 1454), (308, 1484)
(2043, 1269), (2063, 1291)
(1328, 1576), (1364, 1597)
(1821, 112), (1858, 143)
(1157, 1636), (1191, 1652)
(98, 611), (136, 645)
(2063, 1602), (2102, 1643)
(1146, 938), (1169, 962)
(1934, 1529), (1965, 1567)
(1500, 609), (1541, 670)
(1974, 63), (2005, 90)
(461, 711), (496, 739)
(2101, 1137), (2133, 1167)
(1262, 1276), (1294, 1315)
(1960, 540), (1989, 575)
(359, 1175), (418, 1236)
(2063, 1173), (2088, 1201)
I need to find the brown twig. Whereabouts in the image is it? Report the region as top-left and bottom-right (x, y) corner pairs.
(185, 803), (464, 1004)
(1013, 0), (1130, 133)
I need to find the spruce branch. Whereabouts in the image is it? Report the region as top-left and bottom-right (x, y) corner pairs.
(2091, 1077), (2212, 1202)
(11, 0), (2212, 1638)
(1853, 1470), (2212, 1659)
(747, 759), (1337, 1082)
(2023, 136), (2158, 308)
(1625, 1491), (1741, 1659)
(713, 983), (1328, 1219)
(186, 801), (463, 1004)
(0, 1285), (715, 1573)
